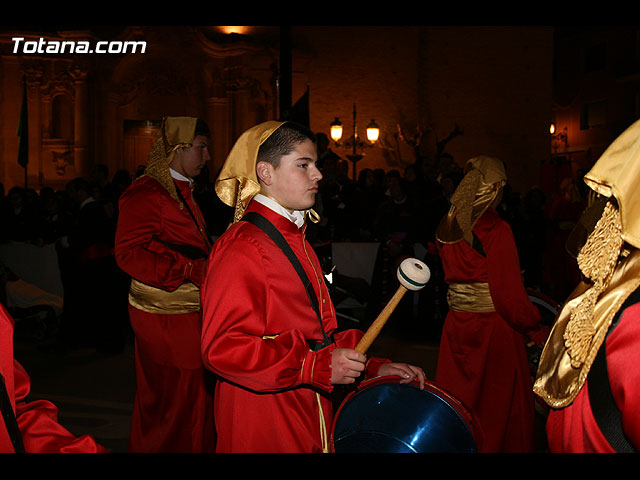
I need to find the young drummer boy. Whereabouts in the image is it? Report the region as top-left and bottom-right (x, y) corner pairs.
(201, 121), (425, 453)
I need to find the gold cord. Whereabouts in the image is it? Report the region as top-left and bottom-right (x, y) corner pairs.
(316, 392), (329, 453)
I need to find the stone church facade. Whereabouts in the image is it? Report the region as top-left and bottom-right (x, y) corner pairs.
(1, 26), (556, 196)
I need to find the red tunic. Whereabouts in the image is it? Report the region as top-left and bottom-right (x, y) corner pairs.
(435, 208), (543, 453)
(201, 200), (386, 453)
(116, 176), (210, 292)
(546, 301), (640, 452)
(115, 175), (215, 453)
(0, 304), (106, 453)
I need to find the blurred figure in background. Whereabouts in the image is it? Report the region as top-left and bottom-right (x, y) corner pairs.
(435, 156), (549, 452)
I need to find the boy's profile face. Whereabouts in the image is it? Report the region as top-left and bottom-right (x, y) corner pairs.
(257, 138), (322, 211)
(170, 135), (211, 179)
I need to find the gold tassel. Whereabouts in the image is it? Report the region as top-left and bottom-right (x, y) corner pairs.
(307, 208), (320, 224)
(233, 182), (246, 224)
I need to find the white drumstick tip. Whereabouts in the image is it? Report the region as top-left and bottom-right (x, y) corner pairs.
(397, 258), (431, 291)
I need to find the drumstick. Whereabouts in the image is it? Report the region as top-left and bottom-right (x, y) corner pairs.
(355, 258), (431, 354)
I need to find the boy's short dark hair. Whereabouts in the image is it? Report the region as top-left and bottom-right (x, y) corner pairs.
(194, 118), (210, 139)
(257, 121), (316, 168)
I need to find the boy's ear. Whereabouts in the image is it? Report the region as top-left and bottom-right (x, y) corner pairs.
(256, 161), (273, 185)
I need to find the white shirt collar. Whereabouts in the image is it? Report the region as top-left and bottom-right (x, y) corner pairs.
(253, 193), (306, 229)
(170, 168), (192, 184)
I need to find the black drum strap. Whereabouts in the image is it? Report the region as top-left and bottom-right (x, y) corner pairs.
(174, 181), (212, 252)
(0, 373), (25, 453)
(242, 212), (333, 350)
(587, 287), (640, 453)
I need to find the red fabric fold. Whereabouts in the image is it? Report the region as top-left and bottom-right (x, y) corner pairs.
(0, 304), (107, 453)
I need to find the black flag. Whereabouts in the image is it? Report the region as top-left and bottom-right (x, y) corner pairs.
(17, 78), (28, 170)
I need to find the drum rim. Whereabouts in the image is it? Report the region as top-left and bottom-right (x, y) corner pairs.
(330, 375), (476, 452)
(526, 287), (561, 310)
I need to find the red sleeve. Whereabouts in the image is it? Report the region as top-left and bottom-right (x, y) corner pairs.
(200, 226), (392, 393)
(12, 360), (107, 453)
(483, 218), (542, 335)
(201, 234), (335, 393)
(115, 181), (204, 290)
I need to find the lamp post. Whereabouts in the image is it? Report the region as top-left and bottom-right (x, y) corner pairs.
(330, 104), (380, 181)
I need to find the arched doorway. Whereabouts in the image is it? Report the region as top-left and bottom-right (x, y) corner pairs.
(122, 120), (161, 177)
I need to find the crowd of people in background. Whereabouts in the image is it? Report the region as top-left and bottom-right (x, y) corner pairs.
(0, 136), (588, 351)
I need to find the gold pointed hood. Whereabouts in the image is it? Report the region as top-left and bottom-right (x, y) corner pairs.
(534, 119), (640, 408)
(142, 116), (198, 206)
(215, 121), (285, 223)
(436, 155), (507, 246)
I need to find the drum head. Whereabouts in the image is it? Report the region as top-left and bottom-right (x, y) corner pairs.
(331, 377), (477, 453)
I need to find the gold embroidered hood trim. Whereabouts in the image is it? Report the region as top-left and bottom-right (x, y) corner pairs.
(142, 116), (198, 207)
(436, 155), (507, 246)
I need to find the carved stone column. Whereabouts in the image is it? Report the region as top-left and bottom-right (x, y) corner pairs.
(105, 91), (122, 171)
(70, 64), (89, 177)
(24, 63), (44, 186)
(225, 64), (254, 140)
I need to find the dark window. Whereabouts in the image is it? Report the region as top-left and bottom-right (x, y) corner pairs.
(51, 94), (73, 139)
(581, 100), (607, 130)
(584, 43), (606, 73)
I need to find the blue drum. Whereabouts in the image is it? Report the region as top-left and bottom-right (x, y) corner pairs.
(331, 376), (477, 453)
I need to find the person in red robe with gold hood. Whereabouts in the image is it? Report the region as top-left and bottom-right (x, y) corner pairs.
(115, 117), (215, 453)
(0, 303), (106, 453)
(200, 121), (426, 453)
(434, 155), (549, 453)
(535, 119), (640, 452)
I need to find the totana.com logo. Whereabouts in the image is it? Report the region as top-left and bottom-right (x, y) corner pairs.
(12, 37), (147, 54)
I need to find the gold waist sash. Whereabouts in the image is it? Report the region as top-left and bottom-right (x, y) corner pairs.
(447, 282), (496, 312)
(128, 279), (201, 314)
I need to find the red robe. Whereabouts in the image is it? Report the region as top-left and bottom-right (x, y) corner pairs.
(201, 200), (388, 453)
(115, 175), (215, 453)
(0, 304), (107, 453)
(546, 300), (640, 452)
(435, 208), (544, 453)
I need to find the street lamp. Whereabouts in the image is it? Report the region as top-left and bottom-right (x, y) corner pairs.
(550, 122), (568, 153)
(330, 104), (380, 180)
